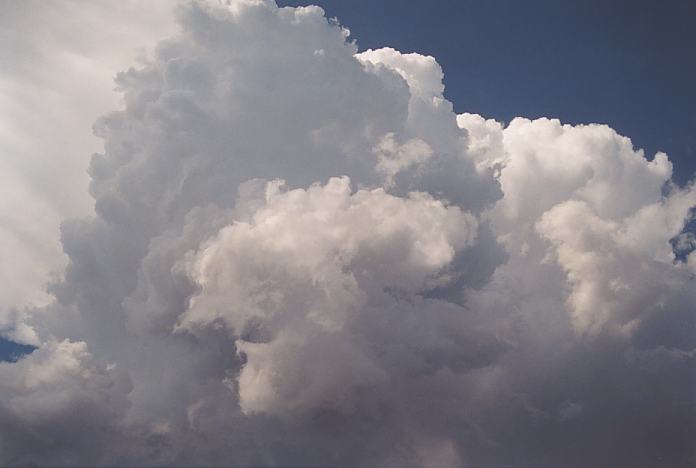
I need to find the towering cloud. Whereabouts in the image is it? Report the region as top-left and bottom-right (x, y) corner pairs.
(2, 1), (694, 466)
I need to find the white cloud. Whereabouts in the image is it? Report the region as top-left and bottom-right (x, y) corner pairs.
(177, 177), (477, 416)
(373, 133), (434, 187)
(0, 0), (177, 312)
(0, 340), (131, 465)
(1, 0), (694, 466)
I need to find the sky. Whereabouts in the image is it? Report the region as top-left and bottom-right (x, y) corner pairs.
(0, 1), (695, 467)
(278, 0), (696, 184)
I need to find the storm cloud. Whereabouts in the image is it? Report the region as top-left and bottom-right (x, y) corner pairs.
(1, 1), (695, 466)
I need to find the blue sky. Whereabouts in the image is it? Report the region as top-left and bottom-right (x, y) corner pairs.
(280, 0), (696, 184)
(0, 338), (35, 363)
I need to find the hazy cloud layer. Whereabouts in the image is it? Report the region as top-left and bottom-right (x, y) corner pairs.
(0, 0), (176, 314)
(2, 1), (695, 466)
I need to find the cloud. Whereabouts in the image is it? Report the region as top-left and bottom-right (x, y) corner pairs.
(0, 340), (131, 466)
(1, 0), (695, 466)
(0, 0), (176, 314)
(178, 176), (478, 417)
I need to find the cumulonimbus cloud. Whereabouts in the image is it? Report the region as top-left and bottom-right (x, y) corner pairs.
(2, 1), (695, 466)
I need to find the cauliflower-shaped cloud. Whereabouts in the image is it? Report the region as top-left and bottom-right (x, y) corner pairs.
(1, 0), (694, 466)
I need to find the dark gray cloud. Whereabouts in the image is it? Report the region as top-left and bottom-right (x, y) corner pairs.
(1, 1), (695, 466)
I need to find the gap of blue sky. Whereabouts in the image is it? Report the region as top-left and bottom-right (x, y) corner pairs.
(0, 338), (36, 363)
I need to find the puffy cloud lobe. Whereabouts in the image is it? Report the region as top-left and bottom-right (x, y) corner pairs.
(178, 176), (477, 416)
(488, 117), (674, 224)
(455, 115), (696, 338)
(536, 190), (696, 336)
(180, 177), (477, 333)
(358, 47), (445, 100)
(455, 113), (696, 467)
(357, 47), (502, 212)
(373, 133), (434, 188)
(456, 113), (506, 172)
(1, 0), (695, 466)
(0, 340), (131, 466)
